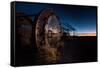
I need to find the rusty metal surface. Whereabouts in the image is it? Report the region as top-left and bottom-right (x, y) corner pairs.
(34, 9), (64, 64)
(16, 13), (33, 48)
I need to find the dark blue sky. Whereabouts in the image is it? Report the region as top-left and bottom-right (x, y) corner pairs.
(16, 2), (97, 34)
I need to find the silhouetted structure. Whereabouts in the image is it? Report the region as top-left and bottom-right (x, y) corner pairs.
(61, 23), (77, 37)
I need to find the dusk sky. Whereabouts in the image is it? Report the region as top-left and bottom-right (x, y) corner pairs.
(16, 2), (97, 35)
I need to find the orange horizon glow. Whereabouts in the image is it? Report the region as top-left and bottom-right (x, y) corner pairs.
(79, 33), (96, 36)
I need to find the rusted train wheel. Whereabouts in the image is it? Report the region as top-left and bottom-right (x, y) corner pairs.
(35, 9), (63, 64)
(35, 9), (53, 48)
